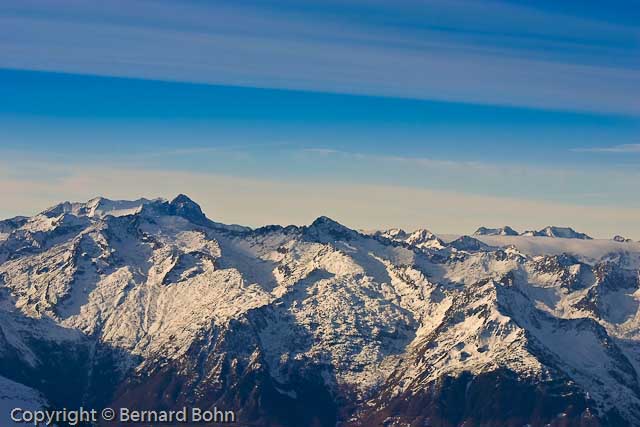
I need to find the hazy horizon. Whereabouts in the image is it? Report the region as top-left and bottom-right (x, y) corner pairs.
(2, 188), (638, 241)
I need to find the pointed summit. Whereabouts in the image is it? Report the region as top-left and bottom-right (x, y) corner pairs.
(168, 194), (208, 225)
(310, 215), (342, 227)
(170, 194), (200, 208)
(306, 216), (357, 241)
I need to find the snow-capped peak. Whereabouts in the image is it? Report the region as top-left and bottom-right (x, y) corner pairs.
(474, 226), (519, 236)
(368, 227), (444, 250)
(521, 226), (592, 240)
(405, 229), (445, 249)
(375, 228), (409, 240)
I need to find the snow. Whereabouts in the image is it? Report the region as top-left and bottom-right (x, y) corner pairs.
(0, 376), (49, 427)
(85, 197), (156, 218)
(2, 196), (640, 423)
(474, 226), (519, 236)
(43, 197), (157, 219)
(521, 226), (592, 239)
(367, 228), (445, 250)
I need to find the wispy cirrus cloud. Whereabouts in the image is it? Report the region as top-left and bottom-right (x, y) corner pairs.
(1, 0), (638, 114)
(301, 147), (569, 176)
(146, 142), (294, 157)
(301, 148), (341, 156)
(572, 144), (640, 153)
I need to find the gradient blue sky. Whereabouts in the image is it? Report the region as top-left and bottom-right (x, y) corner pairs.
(1, 0), (639, 237)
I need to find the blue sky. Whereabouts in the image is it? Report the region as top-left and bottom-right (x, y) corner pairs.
(0, 0), (639, 237)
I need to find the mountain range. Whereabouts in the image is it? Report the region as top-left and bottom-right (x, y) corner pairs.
(1, 195), (640, 427)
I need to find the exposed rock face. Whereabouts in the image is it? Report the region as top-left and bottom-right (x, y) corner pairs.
(1, 196), (640, 427)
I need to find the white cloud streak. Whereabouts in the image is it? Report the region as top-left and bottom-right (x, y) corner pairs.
(572, 144), (640, 153)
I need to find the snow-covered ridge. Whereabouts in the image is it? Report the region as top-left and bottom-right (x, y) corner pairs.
(369, 228), (445, 250)
(522, 225), (592, 239)
(43, 197), (157, 219)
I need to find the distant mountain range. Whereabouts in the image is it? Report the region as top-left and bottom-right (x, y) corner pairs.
(1, 196), (640, 426)
(474, 226), (639, 243)
(475, 225), (594, 239)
